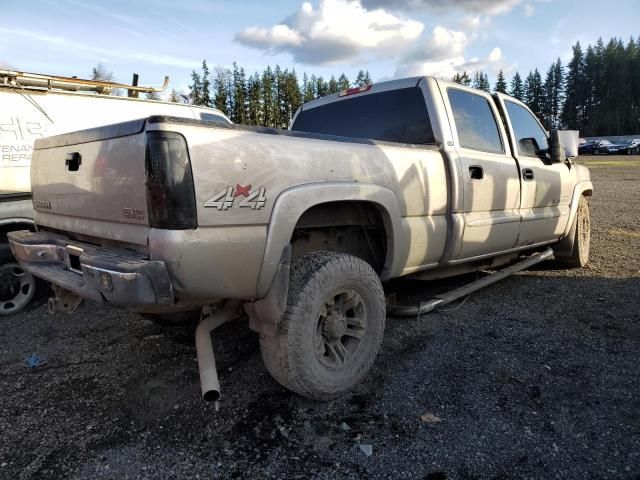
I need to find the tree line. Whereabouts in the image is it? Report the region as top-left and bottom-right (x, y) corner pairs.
(182, 62), (371, 129)
(180, 35), (640, 136)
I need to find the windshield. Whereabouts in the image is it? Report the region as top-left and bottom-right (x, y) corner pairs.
(617, 139), (632, 145)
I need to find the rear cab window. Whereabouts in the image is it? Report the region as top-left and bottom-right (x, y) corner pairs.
(291, 87), (435, 145)
(447, 88), (504, 153)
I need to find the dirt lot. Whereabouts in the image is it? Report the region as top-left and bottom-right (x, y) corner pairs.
(1, 156), (639, 480)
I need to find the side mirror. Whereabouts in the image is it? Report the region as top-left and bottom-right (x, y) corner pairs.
(519, 137), (542, 157)
(548, 130), (565, 163)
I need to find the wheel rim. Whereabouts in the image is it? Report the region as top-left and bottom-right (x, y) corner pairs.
(314, 288), (366, 369)
(0, 263), (36, 315)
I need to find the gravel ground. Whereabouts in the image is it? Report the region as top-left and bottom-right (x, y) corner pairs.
(1, 156), (639, 480)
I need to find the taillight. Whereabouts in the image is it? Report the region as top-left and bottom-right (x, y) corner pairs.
(338, 84), (372, 97)
(145, 131), (197, 229)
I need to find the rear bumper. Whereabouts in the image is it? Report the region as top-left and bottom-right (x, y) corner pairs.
(7, 230), (173, 307)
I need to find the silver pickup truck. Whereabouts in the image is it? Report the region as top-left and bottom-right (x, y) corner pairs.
(9, 76), (593, 400)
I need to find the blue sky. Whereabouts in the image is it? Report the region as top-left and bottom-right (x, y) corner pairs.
(1, 0), (638, 95)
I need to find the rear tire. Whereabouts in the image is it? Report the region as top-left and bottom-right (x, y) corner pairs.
(0, 251), (48, 316)
(556, 196), (590, 268)
(260, 251), (386, 401)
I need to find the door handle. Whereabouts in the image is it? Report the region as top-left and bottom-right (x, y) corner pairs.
(522, 168), (534, 181)
(65, 152), (82, 171)
(469, 165), (484, 180)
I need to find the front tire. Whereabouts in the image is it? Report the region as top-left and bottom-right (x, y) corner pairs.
(260, 252), (386, 400)
(556, 196), (591, 268)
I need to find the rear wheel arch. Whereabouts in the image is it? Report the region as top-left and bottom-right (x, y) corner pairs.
(256, 183), (403, 298)
(290, 200), (390, 274)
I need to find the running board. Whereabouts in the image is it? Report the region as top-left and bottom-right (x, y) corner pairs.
(388, 248), (554, 317)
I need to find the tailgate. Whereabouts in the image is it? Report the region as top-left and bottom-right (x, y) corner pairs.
(31, 119), (149, 246)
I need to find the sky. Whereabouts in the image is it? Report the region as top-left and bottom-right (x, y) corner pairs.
(1, 0), (638, 96)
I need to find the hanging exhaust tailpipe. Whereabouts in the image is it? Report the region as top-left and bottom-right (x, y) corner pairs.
(195, 300), (241, 402)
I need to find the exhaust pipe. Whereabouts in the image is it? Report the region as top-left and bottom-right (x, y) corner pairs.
(195, 300), (241, 402)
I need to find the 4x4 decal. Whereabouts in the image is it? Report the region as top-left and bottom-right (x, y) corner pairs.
(204, 184), (267, 210)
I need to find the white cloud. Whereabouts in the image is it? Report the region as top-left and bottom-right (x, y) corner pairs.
(405, 26), (469, 62)
(235, 0), (424, 64)
(488, 47), (502, 62)
(396, 45), (511, 79)
(362, 0), (522, 15)
(460, 15), (481, 29)
(236, 25), (304, 48)
(524, 4), (535, 15)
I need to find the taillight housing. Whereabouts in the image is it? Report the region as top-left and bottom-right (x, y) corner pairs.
(145, 131), (197, 229)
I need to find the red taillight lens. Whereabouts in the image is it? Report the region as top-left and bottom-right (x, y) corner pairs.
(338, 84), (372, 97)
(145, 131), (197, 229)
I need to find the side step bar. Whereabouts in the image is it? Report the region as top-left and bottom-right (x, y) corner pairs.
(388, 248), (554, 317)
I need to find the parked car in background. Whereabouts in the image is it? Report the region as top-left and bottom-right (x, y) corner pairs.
(578, 139), (598, 155)
(593, 139), (613, 155)
(601, 138), (640, 155)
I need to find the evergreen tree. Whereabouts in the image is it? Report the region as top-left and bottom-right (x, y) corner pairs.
(328, 75), (339, 94)
(305, 74), (317, 102)
(281, 69), (302, 127)
(316, 76), (328, 97)
(231, 62), (247, 124)
(561, 42), (586, 129)
(524, 69), (544, 120)
(337, 74), (350, 90)
(494, 70), (507, 94)
(354, 70), (372, 87)
(261, 66), (276, 127)
(452, 71), (471, 86)
(301, 73), (313, 103)
(213, 67), (230, 116)
(145, 91), (161, 101)
(201, 60), (211, 107)
(542, 59), (564, 129)
(509, 72), (524, 100)
(472, 71), (490, 92)
(273, 65), (284, 128)
(628, 37), (640, 134)
(246, 73), (262, 126)
(188, 69), (203, 106)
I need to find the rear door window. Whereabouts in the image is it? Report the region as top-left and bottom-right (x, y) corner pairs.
(291, 87), (435, 145)
(448, 88), (504, 153)
(504, 100), (548, 156)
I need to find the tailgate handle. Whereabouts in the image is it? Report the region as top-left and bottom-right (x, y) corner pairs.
(65, 152), (82, 171)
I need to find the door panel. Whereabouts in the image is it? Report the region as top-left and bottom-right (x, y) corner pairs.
(496, 95), (574, 245)
(441, 85), (521, 260)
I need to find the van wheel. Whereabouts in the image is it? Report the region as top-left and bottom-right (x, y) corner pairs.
(557, 196), (590, 268)
(0, 253), (48, 315)
(260, 252), (385, 400)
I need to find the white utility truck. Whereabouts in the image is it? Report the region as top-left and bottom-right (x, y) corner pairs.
(0, 69), (229, 314)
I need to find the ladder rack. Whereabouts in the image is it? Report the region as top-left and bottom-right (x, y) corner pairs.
(0, 69), (169, 94)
